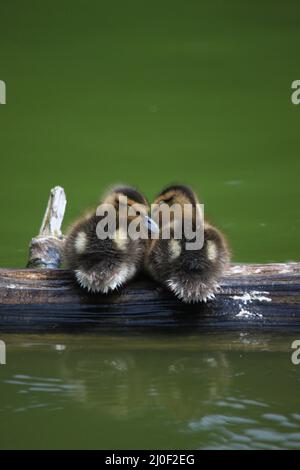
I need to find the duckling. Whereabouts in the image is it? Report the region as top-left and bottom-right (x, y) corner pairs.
(63, 185), (150, 293)
(146, 184), (230, 303)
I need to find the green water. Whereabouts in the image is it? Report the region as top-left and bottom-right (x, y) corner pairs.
(1, 0), (300, 450)
(1, 333), (300, 450)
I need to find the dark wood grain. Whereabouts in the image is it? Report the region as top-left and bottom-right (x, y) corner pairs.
(0, 263), (300, 333)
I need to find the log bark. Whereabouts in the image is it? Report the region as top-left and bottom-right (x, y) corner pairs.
(0, 262), (299, 332)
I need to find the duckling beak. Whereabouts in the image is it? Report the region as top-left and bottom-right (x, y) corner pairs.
(141, 215), (160, 234)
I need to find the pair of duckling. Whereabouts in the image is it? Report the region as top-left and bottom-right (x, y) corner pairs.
(63, 185), (230, 303)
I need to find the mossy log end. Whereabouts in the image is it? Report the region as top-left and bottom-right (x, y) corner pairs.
(0, 262), (299, 333)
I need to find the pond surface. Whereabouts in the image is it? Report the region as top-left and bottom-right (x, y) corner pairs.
(0, 333), (300, 450)
(0, 0), (300, 450)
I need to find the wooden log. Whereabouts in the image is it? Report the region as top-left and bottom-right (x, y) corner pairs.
(0, 262), (300, 333)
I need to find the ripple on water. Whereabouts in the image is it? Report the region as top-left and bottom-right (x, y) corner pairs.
(262, 413), (299, 429)
(189, 414), (257, 431)
(5, 375), (81, 393)
(187, 396), (300, 450)
(1, 374), (85, 413)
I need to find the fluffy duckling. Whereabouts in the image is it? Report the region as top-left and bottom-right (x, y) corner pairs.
(146, 184), (230, 303)
(63, 186), (150, 293)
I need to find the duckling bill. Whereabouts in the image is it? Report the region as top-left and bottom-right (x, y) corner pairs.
(146, 184), (230, 303)
(63, 186), (149, 293)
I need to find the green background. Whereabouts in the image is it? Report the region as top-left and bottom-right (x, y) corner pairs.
(1, 0), (299, 266)
(1, 1), (300, 451)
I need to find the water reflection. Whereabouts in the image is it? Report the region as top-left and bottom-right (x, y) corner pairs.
(58, 350), (231, 421)
(0, 335), (300, 449)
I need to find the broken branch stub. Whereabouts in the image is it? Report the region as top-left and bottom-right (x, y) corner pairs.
(27, 186), (67, 269)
